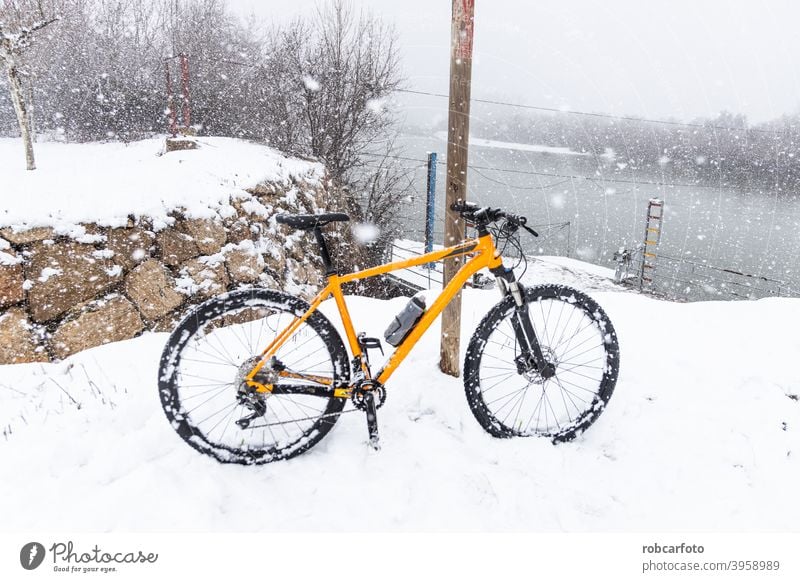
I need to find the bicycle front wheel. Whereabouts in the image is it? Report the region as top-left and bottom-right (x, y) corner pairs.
(464, 284), (620, 442)
(158, 288), (351, 464)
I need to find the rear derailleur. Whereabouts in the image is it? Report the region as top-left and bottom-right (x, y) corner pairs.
(234, 355), (275, 429)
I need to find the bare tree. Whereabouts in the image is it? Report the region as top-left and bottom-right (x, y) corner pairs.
(257, 0), (409, 268)
(0, 1), (58, 169)
(260, 1), (402, 179)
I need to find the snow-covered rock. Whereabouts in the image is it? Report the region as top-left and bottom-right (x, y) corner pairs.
(0, 137), (332, 362)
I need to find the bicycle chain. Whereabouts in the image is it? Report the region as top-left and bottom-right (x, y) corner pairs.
(239, 407), (360, 430)
(239, 383), (386, 431)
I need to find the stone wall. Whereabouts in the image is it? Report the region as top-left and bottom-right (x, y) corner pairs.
(0, 179), (327, 364)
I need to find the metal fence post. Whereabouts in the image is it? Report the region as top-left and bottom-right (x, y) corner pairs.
(424, 151), (437, 260)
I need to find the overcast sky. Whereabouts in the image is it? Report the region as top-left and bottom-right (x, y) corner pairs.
(232, 0), (800, 125)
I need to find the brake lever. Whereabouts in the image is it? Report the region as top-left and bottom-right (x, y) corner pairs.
(506, 214), (539, 238)
(521, 223), (539, 237)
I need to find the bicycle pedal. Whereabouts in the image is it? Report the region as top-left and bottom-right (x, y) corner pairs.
(368, 435), (381, 451)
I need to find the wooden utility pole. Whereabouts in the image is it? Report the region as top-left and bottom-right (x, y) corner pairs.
(440, 0), (475, 377)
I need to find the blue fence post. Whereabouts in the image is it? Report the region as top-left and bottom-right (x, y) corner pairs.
(424, 152), (437, 259)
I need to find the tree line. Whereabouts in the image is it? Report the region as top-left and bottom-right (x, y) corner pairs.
(471, 108), (800, 193)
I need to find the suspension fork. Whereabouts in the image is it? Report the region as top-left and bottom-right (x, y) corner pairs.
(490, 266), (556, 379)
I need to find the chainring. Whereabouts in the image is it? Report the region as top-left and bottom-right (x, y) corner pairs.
(351, 381), (387, 410)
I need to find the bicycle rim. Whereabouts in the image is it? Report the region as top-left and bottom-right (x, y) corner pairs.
(160, 290), (347, 463)
(468, 285), (618, 439)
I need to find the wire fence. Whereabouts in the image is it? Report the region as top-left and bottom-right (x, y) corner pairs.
(387, 242), (444, 290)
(395, 88), (786, 136)
(649, 254), (800, 300)
(615, 247), (800, 301)
(394, 203), (800, 302)
(397, 221), (572, 259)
(387, 220), (573, 291)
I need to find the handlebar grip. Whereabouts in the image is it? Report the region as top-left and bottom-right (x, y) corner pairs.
(450, 199), (480, 213)
(450, 201), (539, 237)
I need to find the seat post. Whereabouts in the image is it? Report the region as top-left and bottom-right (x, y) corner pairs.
(313, 226), (336, 276)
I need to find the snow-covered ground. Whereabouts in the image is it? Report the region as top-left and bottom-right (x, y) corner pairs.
(1, 273), (798, 531)
(0, 136), (323, 231)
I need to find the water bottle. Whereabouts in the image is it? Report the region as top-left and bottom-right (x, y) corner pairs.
(384, 293), (426, 347)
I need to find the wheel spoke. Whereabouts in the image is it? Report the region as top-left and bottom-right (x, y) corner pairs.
(486, 385), (527, 407)
(481, 371), (520, 394)
(184, 383), (234, 414)
(550, 298), (579, 351)
(559, 366), (602, 383)
(181, 384), (233, 401)
(480, 370), (518, 382)
(554, 375), (600, 396)
(553, 318), (596, 357)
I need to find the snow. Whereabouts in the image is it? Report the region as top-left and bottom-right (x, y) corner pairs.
(0, 251), (19, 266)
(0, 237), (19, 265)
(434, 131), (589, 156)
(0, 136), (324, 231)
(302, 75), (321, 92)
(366, 97), (388, 113)
(352, 222), (381, 244)
(36, 266), (62, 282)
(1, 280), (798, 531)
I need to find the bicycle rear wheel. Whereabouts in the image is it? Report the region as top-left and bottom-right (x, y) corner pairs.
(158, 288), (350, 464)
(464, 284), (619, 441)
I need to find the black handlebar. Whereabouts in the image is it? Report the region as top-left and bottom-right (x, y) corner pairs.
(450, 200), (481, 214)
(450, 200), (539, 237)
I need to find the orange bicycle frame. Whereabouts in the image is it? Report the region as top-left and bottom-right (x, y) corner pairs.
(244, 233), (504, 394)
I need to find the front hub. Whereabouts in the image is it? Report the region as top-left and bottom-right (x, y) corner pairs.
(538, 362), (557, 380)
(515, 349), (558, 383)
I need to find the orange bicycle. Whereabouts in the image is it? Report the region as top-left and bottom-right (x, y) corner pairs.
(158, 201), (620, 464)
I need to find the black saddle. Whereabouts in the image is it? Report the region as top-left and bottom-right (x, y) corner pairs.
(275, 212), (350, 230)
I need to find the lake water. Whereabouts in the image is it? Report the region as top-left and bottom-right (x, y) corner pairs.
(394, 132), (800, 301)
